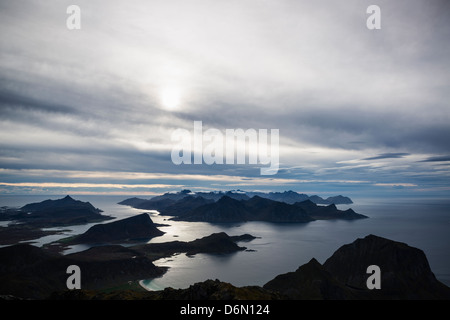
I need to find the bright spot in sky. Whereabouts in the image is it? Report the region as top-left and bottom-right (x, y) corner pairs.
(160, 87), (181, 110)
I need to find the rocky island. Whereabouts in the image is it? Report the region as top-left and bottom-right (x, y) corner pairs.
(0, 196), (113, 246)
(64, 213), (165, 245)
(118, 190), (366, 223)
(0, 195), (112, 227)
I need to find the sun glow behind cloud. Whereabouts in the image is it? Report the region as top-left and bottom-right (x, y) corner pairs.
(0, 1), (449, 196)
(160, 86), (182, 110)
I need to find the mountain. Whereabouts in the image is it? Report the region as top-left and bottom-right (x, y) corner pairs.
(264, 235), (450, 299)
(67, 213), (164, 244)
(264, 258), (357, 299)
(322, 195), (353, 205)
(171, 196), (364, 223)
(134, 232), (252, 256)
(0, 232), (256, 299)
(1, 195), (112, 227)
(0, 243), (164, 299)
(45, 234), (450, 300)
(293, 200), (366, 220)
(21, 195), (99, 213)
(308, 195), (353, 205)
(241, 196), (313, 222)
(173, 196), (250, 222)
(198, 190), (251, 202)
(247, 190), (309, 204)
(157, 195), (214, 217)
(117, 197), (148, 207)
(117, 190), (353, 209)
(322, 234), (450, 299)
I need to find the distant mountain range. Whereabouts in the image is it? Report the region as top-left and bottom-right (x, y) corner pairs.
(120, 189), (353, 206)
(118, 190), (365, 223)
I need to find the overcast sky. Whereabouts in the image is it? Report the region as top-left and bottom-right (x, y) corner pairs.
(1, 0), (449, 198)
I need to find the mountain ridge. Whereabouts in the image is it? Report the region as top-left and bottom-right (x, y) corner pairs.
(0, 195), (113, 227)
(118, 189), (353, 207)
(18, 234), (449, 300)
(119, 191), (366, 223)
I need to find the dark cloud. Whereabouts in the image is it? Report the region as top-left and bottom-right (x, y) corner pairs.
(362, 153), (410, 161)
(419, 156), (450, 162)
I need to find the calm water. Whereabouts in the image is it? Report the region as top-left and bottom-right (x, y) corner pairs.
(1, 195), (449, 289)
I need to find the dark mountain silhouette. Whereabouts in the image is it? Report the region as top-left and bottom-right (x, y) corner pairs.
(157, 195), (214, 216)
(118, 190), (363, 223)
(322, 234), (450, 299)
(117, 197), (148, 207)
(240, 196), (313, 222)
(198, 190), (251, 202)
(322, 195), (353, 205)
(0, 232), (255, 299)
(118, 190), (353, 208)
(1, 195), (112, 227)
(264, 235), (450, 299)
(293, 200), (365, 220)
(171, 196), (364, 223)
(21, 195), (98, 213)
(42, 234), (450, 300)
(247, 190), (309, 204)
(0, 243), (164, 299)
(172, 196), (250, 222)
(264, 258), (357, 299)
(133, 232), (252, 257)
(67, 213), (164, 244)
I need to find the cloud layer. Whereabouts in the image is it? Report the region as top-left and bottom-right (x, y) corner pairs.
(1, 0), (449, 196)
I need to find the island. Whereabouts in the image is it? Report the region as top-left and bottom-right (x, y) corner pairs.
(118, 190), (366, 223)
(118, 189), (353, 208)
(0, 195), (113, 246)
(0, 195), (112, 227)
(63, 213), (165, 245)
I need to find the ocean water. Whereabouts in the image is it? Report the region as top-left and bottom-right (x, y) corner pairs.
(1, 195), (449, 289)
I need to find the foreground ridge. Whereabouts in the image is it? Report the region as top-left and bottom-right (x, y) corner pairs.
(2, 234), (449, 300)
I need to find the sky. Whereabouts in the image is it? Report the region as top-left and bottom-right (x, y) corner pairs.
(0, 0), (449, 198)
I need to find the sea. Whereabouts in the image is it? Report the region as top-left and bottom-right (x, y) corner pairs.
(1, 195), (450, 289)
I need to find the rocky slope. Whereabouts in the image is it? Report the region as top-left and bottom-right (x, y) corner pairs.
(0, 232), (255, 299)
(49, 234), (450, 300)
(322, 234), (450, 299)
